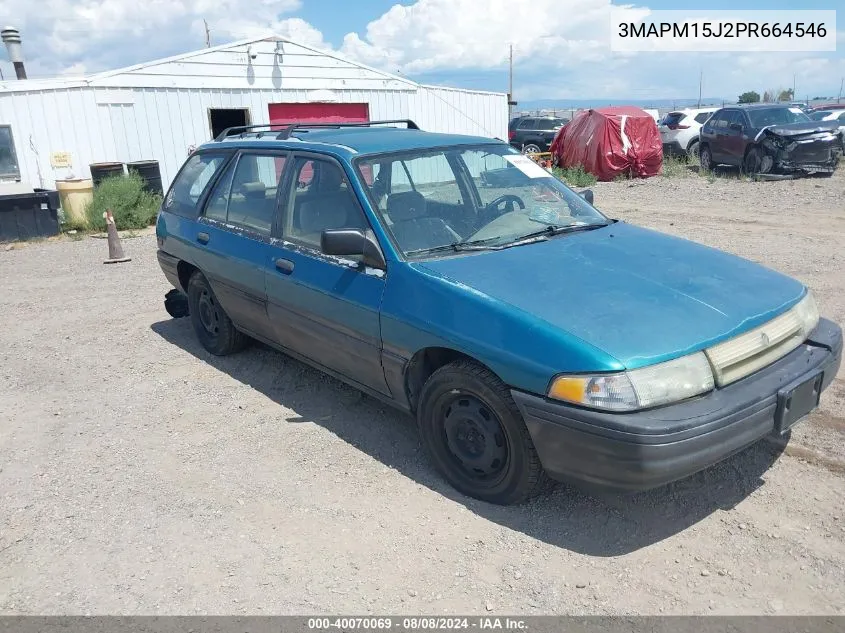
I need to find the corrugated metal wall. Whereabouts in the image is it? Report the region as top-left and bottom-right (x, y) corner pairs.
(0, 39), (508, 191)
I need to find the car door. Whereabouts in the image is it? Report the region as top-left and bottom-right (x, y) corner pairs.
(534, 118), (563, 150)
(265, 153), (390, 395)
(722, 110), (748, 166)
(192, 150), (288, 342)
(513, 118), (537, 149)
(701, 110), (726, 162)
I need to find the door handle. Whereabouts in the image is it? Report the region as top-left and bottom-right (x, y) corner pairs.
(275, 258), (295, 275)
(197, 232), (210, 245)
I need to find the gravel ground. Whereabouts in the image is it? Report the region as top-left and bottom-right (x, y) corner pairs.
(1, 169), (844, 616)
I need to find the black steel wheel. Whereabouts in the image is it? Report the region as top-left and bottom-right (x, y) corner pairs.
(186, 271), (247, 356)
(417, 360), (550, 505)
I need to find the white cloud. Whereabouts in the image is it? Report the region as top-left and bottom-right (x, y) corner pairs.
(1, 0), (842, 102)
(0, 0), (301, 76)
(336, 0), (845, 101)
(337, 0), (648, 74)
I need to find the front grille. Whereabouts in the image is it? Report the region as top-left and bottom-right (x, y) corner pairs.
(705, 309), (805, 387)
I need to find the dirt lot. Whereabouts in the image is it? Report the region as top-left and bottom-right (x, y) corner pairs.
(1, 169), (844, 616)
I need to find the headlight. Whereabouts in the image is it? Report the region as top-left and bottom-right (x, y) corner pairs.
(548, 352), (715, 411)
(793, 290), (819, 338)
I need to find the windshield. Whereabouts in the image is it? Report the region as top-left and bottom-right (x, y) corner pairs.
(747, 107), (810, 127)
(356, 144), (608, 258)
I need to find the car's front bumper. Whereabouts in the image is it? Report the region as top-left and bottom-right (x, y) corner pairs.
(512, 318), (842, 491)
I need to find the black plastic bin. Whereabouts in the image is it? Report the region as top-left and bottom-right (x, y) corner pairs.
(0, 190), (60, 242)
(90, 162), (125, 188)
(127, 160), (163, 195)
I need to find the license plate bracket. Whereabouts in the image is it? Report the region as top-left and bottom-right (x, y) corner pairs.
(774, 371), (824, 435)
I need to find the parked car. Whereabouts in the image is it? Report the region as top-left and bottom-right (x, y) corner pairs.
(658, 107), (718, 159)
(157, 120), (842, 505)
(508, 116), (566, 153)
(699, 104), (843, 175)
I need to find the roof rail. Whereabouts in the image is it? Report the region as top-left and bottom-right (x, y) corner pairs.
(278, 119), (420, 139)
(214, 124), (282, 141)
(214, 119), (421, 142)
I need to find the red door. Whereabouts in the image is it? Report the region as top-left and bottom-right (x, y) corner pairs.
(268, 103), (370, 184)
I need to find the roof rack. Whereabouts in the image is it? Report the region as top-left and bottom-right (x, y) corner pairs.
(214, 119), (420, 142)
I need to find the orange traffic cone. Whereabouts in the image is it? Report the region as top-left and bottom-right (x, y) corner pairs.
(103, 209), (131, 264)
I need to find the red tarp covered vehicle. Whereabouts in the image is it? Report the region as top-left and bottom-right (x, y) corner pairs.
(549, 106), (663, 181)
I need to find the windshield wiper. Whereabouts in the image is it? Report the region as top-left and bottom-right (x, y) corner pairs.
(509, 222), (610, 243)
(406, 234), (543, 257)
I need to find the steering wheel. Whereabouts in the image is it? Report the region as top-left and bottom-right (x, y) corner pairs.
(480, 194), (526, 224)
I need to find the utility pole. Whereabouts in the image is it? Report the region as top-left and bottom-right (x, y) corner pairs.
(839, 77), (844, 103)
(697, 70), (703, 108)
(507, 43), (514, 119)
(792, 74), (796, 101)
(204, 19), (211, 48)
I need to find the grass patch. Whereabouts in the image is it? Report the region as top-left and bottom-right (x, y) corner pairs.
(83, 173), (162, 232)
(552, 165), (597, 188)
(662, 155), (690, 178)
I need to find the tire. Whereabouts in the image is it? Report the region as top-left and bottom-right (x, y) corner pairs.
(699, 145), (713, 171)
(416, 360), (550, 505)
(521, 143), (542, 154)
(186, 271), (248, 356)
(743, 147), (762, 175)
(686, 140), (700, 161)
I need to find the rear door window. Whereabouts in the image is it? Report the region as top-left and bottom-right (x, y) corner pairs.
(163, 152), (231, 218)
(202, 152), (286, 236)
(694, 112), (714, 124)
(517, 119), (537, 130)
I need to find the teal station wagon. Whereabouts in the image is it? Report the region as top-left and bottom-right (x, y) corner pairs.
(157, 120), (842, 505)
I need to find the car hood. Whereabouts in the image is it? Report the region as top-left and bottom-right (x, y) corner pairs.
(761, 120), (840, 137)
(415, 222), (805, 369)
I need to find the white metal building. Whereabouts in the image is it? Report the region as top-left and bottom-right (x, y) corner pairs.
(0, 35), (509, 190)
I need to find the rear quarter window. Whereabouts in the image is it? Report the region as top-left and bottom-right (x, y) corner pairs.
(163, 152), (231, 218)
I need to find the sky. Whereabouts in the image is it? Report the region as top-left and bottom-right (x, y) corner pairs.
(0, 0), (842, 104)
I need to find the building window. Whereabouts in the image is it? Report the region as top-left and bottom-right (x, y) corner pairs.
(0, 126), (21, 179)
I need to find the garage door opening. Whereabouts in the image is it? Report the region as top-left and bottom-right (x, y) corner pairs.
(267, 103), (370, 128)
(209, 108), (251, 139)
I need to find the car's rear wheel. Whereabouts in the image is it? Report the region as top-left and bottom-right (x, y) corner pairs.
(686, 140), (700, 161)
(699, 145), (713, 171)
(416, 360), (550, 505)
(521, 143), (542, 154)
(186, 271), (247, 356)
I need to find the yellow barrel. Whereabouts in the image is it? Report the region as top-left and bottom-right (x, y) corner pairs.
(55, 178), (94, 226)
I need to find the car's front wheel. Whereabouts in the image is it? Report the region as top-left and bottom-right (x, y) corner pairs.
(416, 360), (550, 505)
(186, 271), (248, 356)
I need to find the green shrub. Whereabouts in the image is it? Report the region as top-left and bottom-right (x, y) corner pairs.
(552, 164), (597, 188)
(85, 173), (162, 231)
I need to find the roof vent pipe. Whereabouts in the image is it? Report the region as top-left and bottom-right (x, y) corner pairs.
(2, 27), (27, 79)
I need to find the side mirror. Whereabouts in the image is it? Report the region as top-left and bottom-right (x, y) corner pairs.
(729, 122), (743, 131)
(579, 189), (594, 205)
(321, 228), (386, 270)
